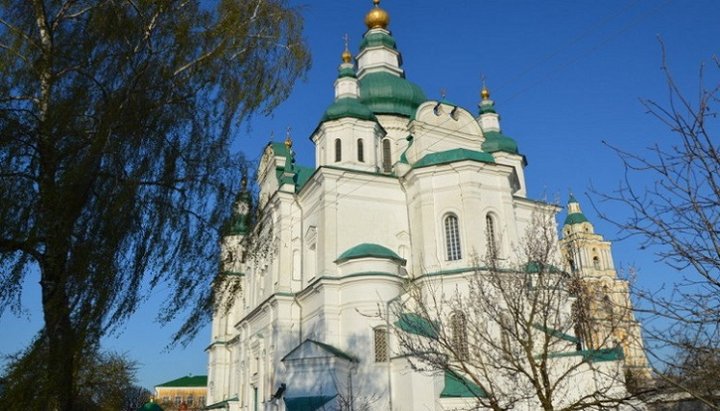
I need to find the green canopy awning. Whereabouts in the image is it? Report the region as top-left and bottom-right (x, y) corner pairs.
(284, 395), (337, 411)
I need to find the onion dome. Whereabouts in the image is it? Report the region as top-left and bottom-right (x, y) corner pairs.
(359, 72), (427, 117)
(321, 98), (377, 122)
(482, 131), (519, 154)
(365, 0), (390, 30)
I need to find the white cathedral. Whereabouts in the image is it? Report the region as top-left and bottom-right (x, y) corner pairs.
(206, 2), (649, 410)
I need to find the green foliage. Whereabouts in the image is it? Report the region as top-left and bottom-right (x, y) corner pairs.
(0, 0), (310, 409)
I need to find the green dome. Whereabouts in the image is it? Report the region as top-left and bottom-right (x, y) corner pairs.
(321, 98), (377, 123)
(336, 243), (405, 264)
(482, 131), (519, 154)
(564, 213), (589, 225)
(359, 72), (426, 117)
(338, 66), (356, 79)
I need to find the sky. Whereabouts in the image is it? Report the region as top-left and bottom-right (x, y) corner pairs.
(1, 0), (718, 390)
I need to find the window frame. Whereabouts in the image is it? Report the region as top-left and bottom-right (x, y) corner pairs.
(486, 213), (498, 258)
(335, 138), (342, 162)
(382, 139), (392, 172)
(444, 213), (462, 261)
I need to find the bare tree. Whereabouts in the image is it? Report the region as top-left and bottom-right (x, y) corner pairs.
(392, 209), (636, 410)
(593, 46), (720, 408)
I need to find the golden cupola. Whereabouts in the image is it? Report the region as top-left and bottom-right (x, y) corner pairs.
(365, 0), (390, 30)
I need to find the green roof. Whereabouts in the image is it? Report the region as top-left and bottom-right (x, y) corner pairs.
(533, 324), (580, 344)
(359, 72), (426, 117)
(564, 212), (589, 225)
(568, 194), (579, 204)
(284, 395), (337, 411)
(412, 148), (495, 169)
(156, 375), (207, 388)
(294, 165), (314, 191)
(307, 339), (358, 362)
(269, 142), (291, 158)
(359, 31), (397, 50)
(395, 312), (438, 338)
(282, 339), (358, 363)
(523, 261), (563, 274)
(321, 98), (377, 123)
(138, 401), (164, 411)
(205, 397), (238, 409)
(482, 130), (519, 155)
(547, 346), (624, 363)
(440, 371), (487, 398)
(335, 243), (406, 264)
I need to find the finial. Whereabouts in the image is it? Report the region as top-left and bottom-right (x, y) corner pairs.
(481, 76), (491, 101)
(365, 0), (389, 29)
(440, 88), (447, 100)
(341, 33), (352, 63)
(284, 127), (293, 150)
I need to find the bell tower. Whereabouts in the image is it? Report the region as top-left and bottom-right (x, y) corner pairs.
(560, 195), (652, 386)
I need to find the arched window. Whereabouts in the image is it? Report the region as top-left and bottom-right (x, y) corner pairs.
(593, 256), (601, 270)
(450, 311), (468, 360)
(486, 214), (498, 258)
(444, 214), (462, 261)
(357, 139), (364, 162)
(382, 139), (392, 172)
(374, 327), (388, 362)
(335, 138), (342, 162)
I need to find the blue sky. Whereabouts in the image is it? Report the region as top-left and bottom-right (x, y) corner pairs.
(1, 0), (718, 390)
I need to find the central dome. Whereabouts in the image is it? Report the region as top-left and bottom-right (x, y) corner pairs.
(359, 72), (426, 117)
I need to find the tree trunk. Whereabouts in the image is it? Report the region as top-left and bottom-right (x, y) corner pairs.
(40, 263), (77, 411)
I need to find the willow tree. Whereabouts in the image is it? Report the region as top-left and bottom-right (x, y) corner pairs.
(0, 0), (310, 409)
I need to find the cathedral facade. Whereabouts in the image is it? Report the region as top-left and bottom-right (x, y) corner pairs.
(206, 2), (648, 410)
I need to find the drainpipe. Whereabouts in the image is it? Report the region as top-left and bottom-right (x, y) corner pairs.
(386, 292), (404, 411)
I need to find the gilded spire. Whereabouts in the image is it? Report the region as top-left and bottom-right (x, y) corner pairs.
(479, 77), (496, 115)
(342, 33), (352, 63)
(365, 0), (389, 30)
(284, 126), (293, 150)
(481, 76), (491, 101)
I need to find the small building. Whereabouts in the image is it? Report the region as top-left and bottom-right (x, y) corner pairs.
(155, 375), (207, 411)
